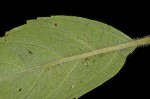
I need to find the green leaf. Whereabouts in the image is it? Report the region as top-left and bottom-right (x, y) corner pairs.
(0, 15), (150, 99)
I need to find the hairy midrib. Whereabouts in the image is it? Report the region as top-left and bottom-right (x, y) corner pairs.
(44, 36), (150, 67)
(0, 37), (150, 82)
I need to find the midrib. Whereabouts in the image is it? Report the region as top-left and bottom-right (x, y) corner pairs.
(0, 37), (150, 82)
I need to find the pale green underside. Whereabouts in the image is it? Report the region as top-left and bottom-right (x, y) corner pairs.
(0, 16), (135, 99)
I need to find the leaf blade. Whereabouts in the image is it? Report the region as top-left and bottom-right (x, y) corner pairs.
(1, 15), (148, 99)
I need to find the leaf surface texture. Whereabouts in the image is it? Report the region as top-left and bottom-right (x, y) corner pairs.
(0, 16), (135, 99)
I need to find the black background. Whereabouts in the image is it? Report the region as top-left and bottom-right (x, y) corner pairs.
(0, 1), (150, 98)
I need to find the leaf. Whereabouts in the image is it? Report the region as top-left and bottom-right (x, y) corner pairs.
(0, 15), (150, 99)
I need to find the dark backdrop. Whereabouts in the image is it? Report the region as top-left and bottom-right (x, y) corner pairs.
(0, 1), (149, 98)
